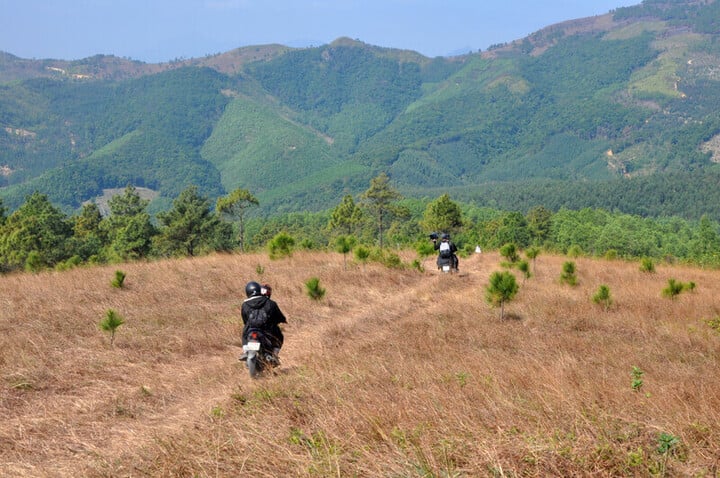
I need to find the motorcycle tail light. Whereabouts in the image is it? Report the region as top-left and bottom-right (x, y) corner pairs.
(250, 331), (258, 339)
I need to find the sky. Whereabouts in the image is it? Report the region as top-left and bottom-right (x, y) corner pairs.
(1, 0), (642, 63)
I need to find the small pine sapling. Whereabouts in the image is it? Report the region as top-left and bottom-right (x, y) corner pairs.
(631, 366), (644, 392)
(334, 235), (357, 270)
(560, 261), (578, 286)
(592, 284), (613, 311)
(662, 278), (684, 300)
(354, 245), (370, 270)
(525, 246), (540, 270)
(485, 271), (519, 320)
(517, 260), (531, 281)
(100, 309), (125, 346)
(305, 277), (326, 301)
(499, 242), (519, 265)
(639, 257), (656, 273)
(111, 270), (126, 288)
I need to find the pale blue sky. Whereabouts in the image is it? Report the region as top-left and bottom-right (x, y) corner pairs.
(1, 0), (641, 62)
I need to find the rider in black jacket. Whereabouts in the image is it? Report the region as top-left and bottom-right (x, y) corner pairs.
(432, 232), (459, 271)
(238, 281), (287, 361)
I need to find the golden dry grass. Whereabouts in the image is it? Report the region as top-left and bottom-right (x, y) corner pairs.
(1, 251), (719, 477)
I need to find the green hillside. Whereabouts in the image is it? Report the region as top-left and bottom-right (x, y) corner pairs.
(3, 0), (720, 218)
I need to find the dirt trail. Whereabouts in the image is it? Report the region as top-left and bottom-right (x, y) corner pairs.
(0, 253), (492, 476)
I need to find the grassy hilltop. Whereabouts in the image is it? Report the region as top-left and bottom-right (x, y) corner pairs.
(1, 251), (719, 476)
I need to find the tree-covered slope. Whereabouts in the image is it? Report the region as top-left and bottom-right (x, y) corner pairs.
(200, 94), (371, 213)
(3, 0), (720, 218)
(1, 67), (232, 209)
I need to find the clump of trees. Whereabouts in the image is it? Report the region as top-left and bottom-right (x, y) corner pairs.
(2, 172), (720, 274)
(0, 185), (236, 272)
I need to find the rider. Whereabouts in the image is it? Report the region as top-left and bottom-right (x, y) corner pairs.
(433, 232), (459, 271)
(238, 281), (287, 362)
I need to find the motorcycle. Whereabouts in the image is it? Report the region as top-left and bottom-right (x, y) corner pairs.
(242, 328), (279, 378)
(430, 232), (459, 274)
(437, 253), (459, 273)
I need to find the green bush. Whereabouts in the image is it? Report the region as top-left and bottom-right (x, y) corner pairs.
(354, 245), (371, 269)
(305, 277), (326, 301)
(662, 278), (684, 300)
(111, 270), (126, 288)
(499, 243), (519, 263)
(592, 284), (613, 311)
(640, 257), (656, 273)
(567, 245), (583, 258)
(268, 232), (295, 259)
(560, 261), (578, 286)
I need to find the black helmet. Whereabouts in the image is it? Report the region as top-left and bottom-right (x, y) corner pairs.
(441, 233), (450, 240)
(245, 281), (262, 298)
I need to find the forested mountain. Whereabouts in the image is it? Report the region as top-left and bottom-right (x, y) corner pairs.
(2, 0), (720, 219)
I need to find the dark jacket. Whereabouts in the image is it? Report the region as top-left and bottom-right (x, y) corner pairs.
(241, 295), (287, 349)
(434, 239), (459, 268)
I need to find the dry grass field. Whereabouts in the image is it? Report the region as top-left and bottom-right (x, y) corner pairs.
(1, 250), (719, 477)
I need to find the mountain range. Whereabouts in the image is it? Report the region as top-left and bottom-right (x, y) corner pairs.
(2, 0), (720, 219)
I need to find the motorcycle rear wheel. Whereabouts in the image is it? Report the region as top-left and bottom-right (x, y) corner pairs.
(247, 356), (261, 378)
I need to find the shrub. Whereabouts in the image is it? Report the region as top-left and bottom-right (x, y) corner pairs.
(517, 260), (531, 280)
(305, 277), (326, 301)
(381, 251), (403, 269)
(656, 432), (680, 455)
(640, 257), (656, 273)
(499, 243), (519, 263)
(525, 246), (540, 264)
(354, 245), (371, 270)
(111, 270), (126, 288)
(560, 261), (578, 286)
(705, 315), (720, 333)
(662, 278), (684, 300)
(592, 284), (613, 311)
(367, 247), (404, 269)
(631, 366), (644, 392)
(334, 235), (357, 270)
(415, 240), (435, 258)
(268, 232), (295, 259)
(55, 255), (83, 271)
(24, 251), (43, 273)
(567, 245), (583, 258)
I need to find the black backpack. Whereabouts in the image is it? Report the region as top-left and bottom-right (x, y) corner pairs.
(246, 306), (269, 329)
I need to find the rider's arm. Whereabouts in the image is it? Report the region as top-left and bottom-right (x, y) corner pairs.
(270, 302), (287, 324)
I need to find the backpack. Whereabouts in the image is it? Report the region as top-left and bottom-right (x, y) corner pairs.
(439, 241), (452, 259)
(246, 306), (269, 329)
